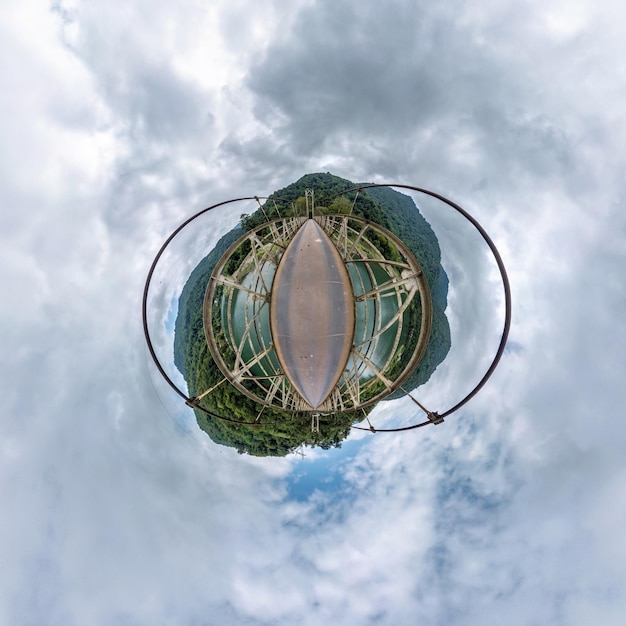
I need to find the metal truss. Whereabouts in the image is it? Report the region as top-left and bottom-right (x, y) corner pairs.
(203, 214), (432, 412)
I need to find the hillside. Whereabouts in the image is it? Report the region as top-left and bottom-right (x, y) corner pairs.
(173, 173), (451, 455)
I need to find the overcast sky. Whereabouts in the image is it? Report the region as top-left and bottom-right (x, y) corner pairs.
(2, 0), (626, 624)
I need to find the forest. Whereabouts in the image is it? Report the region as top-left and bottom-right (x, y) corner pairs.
(173, 173), (451, 456)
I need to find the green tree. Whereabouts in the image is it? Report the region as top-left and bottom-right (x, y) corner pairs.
(173, 173), (451, 455)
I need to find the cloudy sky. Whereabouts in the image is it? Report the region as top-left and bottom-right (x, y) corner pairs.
(2, 0), (626, 624)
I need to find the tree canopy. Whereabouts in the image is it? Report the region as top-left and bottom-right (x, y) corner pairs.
(173, 173), (451, 456)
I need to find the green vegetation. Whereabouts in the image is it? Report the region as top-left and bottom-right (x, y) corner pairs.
(173, 173), (451, 456)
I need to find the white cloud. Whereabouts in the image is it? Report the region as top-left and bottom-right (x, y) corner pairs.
(2, 0), (626, 624)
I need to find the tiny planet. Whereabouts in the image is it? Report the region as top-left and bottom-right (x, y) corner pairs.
(143, 173), (510, 456)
